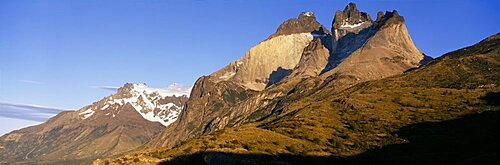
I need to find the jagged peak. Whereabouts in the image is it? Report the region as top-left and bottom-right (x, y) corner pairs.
(117, 83), (147, 93)
(376, 11), (384, 22)
(375, 10), (405, 26)
(269, 11), (329, 39)
(332, 2), (372, 29)
(344, 2), (359, 15)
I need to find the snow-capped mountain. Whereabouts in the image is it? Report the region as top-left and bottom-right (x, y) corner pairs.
(0, 83), (190, 162)
(78, 83), (190, 126)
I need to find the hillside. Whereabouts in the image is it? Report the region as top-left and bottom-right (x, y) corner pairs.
(97, 33), (499, 165)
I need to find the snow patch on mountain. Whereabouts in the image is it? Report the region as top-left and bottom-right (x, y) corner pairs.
(340, 21), (366, 28)
(79, 108), (94, 119)
(302, 12), (313, 17)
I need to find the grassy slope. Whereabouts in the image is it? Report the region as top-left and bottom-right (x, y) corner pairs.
(98, 35), (500, 165)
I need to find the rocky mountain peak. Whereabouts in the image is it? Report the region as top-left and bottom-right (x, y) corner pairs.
(346, 2), (356, 9)
(209, 11), (331, 91)
(376, 11), (384, 22)
(331, 2), (374, 56)
(298, 11), (315, 19)
(117, 83), (145, 94)
(343, 2), (360, 16)
(375, 10), (405, 26)
(269, 11), (329, 39)
(332, 2), (372, 29)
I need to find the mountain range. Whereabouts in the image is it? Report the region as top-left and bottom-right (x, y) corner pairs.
(0, 2), (498, 165)
(106, 32), (498, 165)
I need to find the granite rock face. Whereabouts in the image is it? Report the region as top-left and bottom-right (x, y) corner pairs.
(209, 12), (330, 91)
(211, 32), (314, 91)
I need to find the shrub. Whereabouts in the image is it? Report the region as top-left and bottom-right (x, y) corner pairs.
(243, 144), (254, 151)
(220, 143), (237, 149)
(313, 138), (322, 144)
(230, 139), (240, 144)
(286, 145), (300, 154)
(150, 151), (162, 158)
(392, 97), (401, 103)
(183, 147), (193, 153)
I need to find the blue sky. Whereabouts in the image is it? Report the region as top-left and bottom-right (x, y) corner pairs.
(0, 0), (498, 135)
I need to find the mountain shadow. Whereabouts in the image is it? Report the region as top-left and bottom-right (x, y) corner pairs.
(311, 27), (332, 52)
(345, 110), (500, 165)
(159, 152), (341, 165)
(320, 27), (374, 74)
(419, 53), (434, 65)
(480, 92), (500, 106)
(159, 110), (500, 165)
(266, 67), (293, 88)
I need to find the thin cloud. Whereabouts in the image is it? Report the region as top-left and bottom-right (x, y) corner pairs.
(91, 83), (192, 96)
(0, 102), (65, 122)
(91, 86), (120, 91)
(18, 80), (44, 85)
(161, 83), (192, 96)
